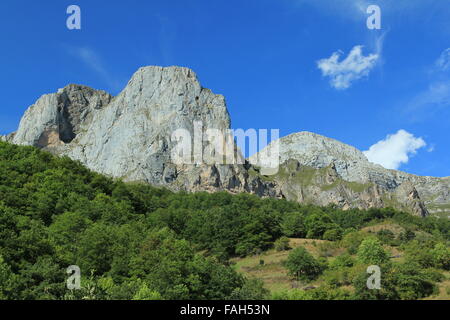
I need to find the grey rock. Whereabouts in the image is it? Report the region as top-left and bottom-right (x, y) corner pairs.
(11, 66), (249, 194)
(6, 66), (450, 217)
(251, 132), (450, 216)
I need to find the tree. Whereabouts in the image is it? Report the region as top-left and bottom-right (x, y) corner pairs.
(132, 283), (162, 300)
(0, 255), (17, 299)
(281, 212), (306, 237)
(77, 223), (117, 275)
(357, 238), (389, 265)
(284, 247), (323, 281)
(352, 264), (398, 300)
(229, 278), (269, 300)
(393, 262), (436, 300)
(403, 240), (434, 268)
(304, 213), (337, 239)
(431, 243), (450, 270)
(323, 229), (342, 241)
(129, 228), (244, 300)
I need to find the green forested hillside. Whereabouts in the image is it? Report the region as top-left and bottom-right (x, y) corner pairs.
(0, 141), (449, 300)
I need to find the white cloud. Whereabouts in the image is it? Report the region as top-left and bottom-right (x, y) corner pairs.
(363, 130), (427, 170)
(317, 45), (379, 90)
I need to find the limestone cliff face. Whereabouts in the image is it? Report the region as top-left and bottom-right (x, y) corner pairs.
(250, 132), (450, 217)
(4, 66), (449, 217)
(8, 66), (250, 193)
(11, 84), (112, 148)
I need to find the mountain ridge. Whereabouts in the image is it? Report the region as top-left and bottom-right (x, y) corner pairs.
(2, 66), (449, 217)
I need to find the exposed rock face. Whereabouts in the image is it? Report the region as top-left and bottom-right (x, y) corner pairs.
(12, 84), (112, 148)
(250, 132), (450, 217)
(5, 66), (450, 217)
(10, 66), (250, 193)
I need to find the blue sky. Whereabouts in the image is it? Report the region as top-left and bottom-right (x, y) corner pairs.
(0, 0), (449, 177)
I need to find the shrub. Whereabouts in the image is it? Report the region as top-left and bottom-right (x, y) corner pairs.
(341, 231), (366, 255)
(403, 240), (435, 268)
(330, 253), (355, 270)
(357, 238), (389, 265)
(284, 247), (323, 281)
(323, 229), (342, 241)
(430, 243), (450, 270)
(229, 278), (269, 300)
(376, 229), (396, 245)
(274, 236), (291, 251)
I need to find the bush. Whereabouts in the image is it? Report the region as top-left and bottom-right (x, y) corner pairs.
(323, 269), (351, 288)
(274, 237), (291, 251)
(357, 238), (389, 265)
(341, 231), (366, 255)
(393, 262), (436, 300)
(284, 247), (323, 281)
(330, 253), (355, 270)
(377, 229), (397, 245)
(398, 229), (416, 242)
(229, 278), (269, 300)
(272, 286), (352, 300)
(323, 229), (342, 241)
(403, 240), (435, 268)
(431, 243), (450, 270)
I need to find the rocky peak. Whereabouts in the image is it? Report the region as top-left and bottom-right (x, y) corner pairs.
(3, 66), (449, 218)
(9, 66), (247, 193)
(11, 84), (112, 148)
(251, 130), (450, 217)
(251, 131), (375, 183)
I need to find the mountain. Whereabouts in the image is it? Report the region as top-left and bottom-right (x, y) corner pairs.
(3, 67), (251, 194)
(250, 131), (450, 217)
(2, 66), (449, 217)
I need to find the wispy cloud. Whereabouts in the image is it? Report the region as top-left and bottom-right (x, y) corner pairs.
(291, 0), (369, 19)
(66, 46), (122, 92)
(363, 129), (427, 170)
(290, 0), (448, 20)
(436, 48), (450, 71)
(407, 81), (450, 115)
(317, 45), (379, 90)
(404, 48), (450, 121)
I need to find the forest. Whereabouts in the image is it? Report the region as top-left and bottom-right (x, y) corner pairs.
(0, 141), (449, 300)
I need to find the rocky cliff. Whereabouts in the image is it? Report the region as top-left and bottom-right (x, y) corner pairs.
(250, 132), (450, 217)
(3, 66), (449, 217)
(6, 67), (251, 194)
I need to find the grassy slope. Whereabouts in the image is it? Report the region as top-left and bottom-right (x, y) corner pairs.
(232, 222), (450, 299)
(232, 238), (337, 292)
